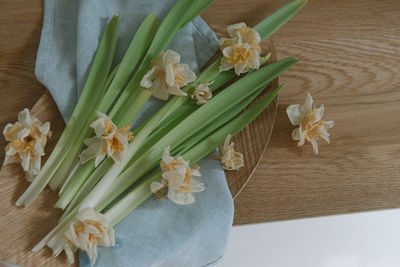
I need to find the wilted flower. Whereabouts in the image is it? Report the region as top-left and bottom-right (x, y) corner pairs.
(219, 22), (263, 75)
(140, 50), (196, 100)
(80, 112), (133, 167)
(220, 134), (244, 170)
(47, 208), (115, 265)
(191, 81), (213, 105)
(286, 93), (335, 154)
(151, 146), (204, 205)
(2, 108), (51, 181)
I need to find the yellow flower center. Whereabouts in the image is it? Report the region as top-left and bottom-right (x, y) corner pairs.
(155, 69), (166, 80)
(226, 45), (252, 65)
(7, 123), (48, 160)
(156, 162), (200, 198)
(300, 108), (324, 142)
(174, 70), (185, 86)
(71, 220), (105, 243)
(103, 124), (133, 155)
(104, 120), (114, 135)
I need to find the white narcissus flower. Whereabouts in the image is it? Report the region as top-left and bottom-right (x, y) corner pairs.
(191, 81), (213, 105)
(140, 49), (196, 100)
(80, 112), (133, 167)
(150, 146), (204, 205)
(220, 134), (244, 170)
(219, 22), (263, 75)
(47, 208), (115, 266)
(286, 93), (335, 154)
(2, 108), (51, 181)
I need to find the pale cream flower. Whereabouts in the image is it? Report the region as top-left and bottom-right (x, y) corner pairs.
(2, 108), (51, 181)
(47, 208), (115, 266)
(219, 22), (262, 75)
(191, 81), (213, 105)
(286, 93), (335, 154)
(220, 134), (244, 170)
(80, 112), (133, 167)
(140, 49), (196, 100)
(151, 146), (204, 205)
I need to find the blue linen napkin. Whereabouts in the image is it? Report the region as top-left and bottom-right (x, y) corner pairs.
(35, 0), (234, 266)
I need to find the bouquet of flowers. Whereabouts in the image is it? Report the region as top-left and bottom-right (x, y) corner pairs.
(1, 0), (322, 265)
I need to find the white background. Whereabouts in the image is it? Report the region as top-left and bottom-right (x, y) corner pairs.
(216, 209), (400, 267)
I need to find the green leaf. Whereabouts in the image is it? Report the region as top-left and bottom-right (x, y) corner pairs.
(49, 64), (120, 191)
(16, 16), (120, 208)
(254, 0), (308, 42)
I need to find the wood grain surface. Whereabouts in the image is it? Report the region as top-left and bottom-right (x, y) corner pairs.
(203, 0), (400, 224)
(0, 1), (400, 264)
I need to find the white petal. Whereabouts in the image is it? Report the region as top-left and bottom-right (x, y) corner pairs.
(310, 138), (319, 154)
(39, 122), (51, 135)
(222, 46), (234, 58)
(190, 178), (205, 192)
(94, 150), (106, 167)
(176, 64), (196, 85)
(110, 151), (124, 165)
(151, 78), (169, 100)
(162, 146), (174, 165)
(191, 168), (201, 177)
(79, 142), (100, 165)
(314, 104), (325, 123)
(20, 152), (31, 172)
(18, 108), (33, 127)
(286, 104), (303, 126)
(84, 136), (99, 146)
(140, 67), (156, 88)
(323, 120), (335, 129)
(219, 58), (233, 72)
(168, 190), (195, 205)
(162, 170), (185, 190)
(163, 49), (180, 65)
(219, 37), (231, 48)
(298, 124), (305, 146)
(91, 112), (116, 137)
(234, 62), (247, 75)
(222, 134), (232, 154)
(150, 181), (165, 193)
(227, 22), (247, 37)
(301, 93), (314, 115)
(320, 134), (330, 144)
(165, 63), (175, 87)
(292, 128), (300, 141)
(25, 171), (35, 182)
(167, 85), (187, 97)
(17, 128), (30, 141)
(3, 149), (19, 166)
(3, 123), (15, 141)
(248, 50), (261, 69)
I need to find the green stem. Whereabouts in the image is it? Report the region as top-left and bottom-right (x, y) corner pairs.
(16, 16), (120, 208)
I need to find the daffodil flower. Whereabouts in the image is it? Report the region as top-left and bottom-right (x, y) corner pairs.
(191, 81), (213, 105)
(286, 93), (335, 154)
(219, 22), (263, 75)
(140, 49), (196, 100)
(220, 134), (244, 170)
(47, 208), (115, 266)
(2, 108), (51, 181)
(151, 146), (204, 205)
(80, 112), (133, 167)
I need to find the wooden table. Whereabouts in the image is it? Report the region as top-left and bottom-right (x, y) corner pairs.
(1, 0), (400, 230)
